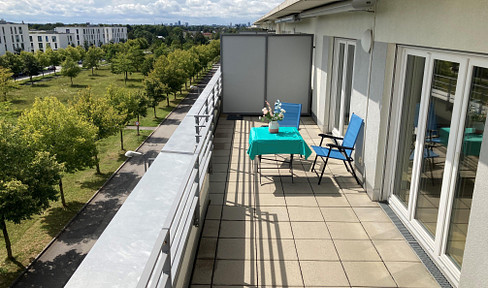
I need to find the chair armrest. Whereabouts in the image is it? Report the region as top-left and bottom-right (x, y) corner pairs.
(318, 133), (344, 141)
(326, 143), (355, 152)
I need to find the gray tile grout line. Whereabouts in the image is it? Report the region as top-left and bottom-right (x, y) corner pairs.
(379, 202), (453, 288)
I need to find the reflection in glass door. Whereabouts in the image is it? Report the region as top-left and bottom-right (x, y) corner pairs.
(445, 66), (488, 267)
(332, 39), (355, 135)
(393, 55), (426, 208)
(415, 59), (459, 238)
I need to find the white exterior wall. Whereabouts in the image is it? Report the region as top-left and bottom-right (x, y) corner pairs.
(0, 23), (30, 55)
(29, 31), (73, 52)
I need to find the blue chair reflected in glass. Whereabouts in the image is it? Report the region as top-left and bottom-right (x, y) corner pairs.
(278, 102), (302, 129)
(311, 113), (364, 185)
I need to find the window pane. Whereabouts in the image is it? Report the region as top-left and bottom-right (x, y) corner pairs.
(394, 55), (426, 208)
(446, 66), (488, 267)
(415, 59), (459, 238)
(343, 44), (355, 135)
(334, 43), (345, 130)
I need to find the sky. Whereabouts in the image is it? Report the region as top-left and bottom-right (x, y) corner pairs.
(1, 0), (282, 26)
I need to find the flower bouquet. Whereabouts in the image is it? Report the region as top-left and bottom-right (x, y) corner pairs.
(260, 100), (286, 133)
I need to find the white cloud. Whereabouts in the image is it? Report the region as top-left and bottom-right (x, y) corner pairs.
(0, 0), (282, 24)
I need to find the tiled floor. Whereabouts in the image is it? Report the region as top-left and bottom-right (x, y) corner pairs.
(191, 115), (440, 288)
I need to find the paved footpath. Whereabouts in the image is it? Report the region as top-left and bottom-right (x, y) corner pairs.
(12, 67), (217, 288)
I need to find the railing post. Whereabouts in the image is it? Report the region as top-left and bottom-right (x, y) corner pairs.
(162, 232), (171, 288)
(193, 157), (200, 227)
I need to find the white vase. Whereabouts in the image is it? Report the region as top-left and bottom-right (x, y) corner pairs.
(269, 120), (279, 133)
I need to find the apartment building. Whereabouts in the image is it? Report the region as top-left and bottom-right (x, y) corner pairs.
(54, 25), (127, 47)
(29, 30), (73, 52)
(0, 19), (30, 55)
(254, 0), (488, 287)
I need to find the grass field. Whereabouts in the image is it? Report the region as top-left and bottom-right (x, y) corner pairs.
(0, 65), (200, 287)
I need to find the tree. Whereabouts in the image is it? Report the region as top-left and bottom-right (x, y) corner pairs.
(111, 52), (135, 84)
(0, 52), (22, 76)
(20, 51), (42, 85)
(64, 46), (82, 62)
(151, 55), (172, 106)
(72, 88), (122, 174)
(83, 46), (104, 75)
(145, 71), (167, 118)
(35, 50), (50, 76)
(127, 46), (145, 72)
(141, 54), (155, 76)
(0, 120), (62, 258)
(61, 58), (82, 85)
(0, 67), (18, 101)
(18, 97), (97, 207)
(107, 86), (148, 148)
(45, 47), (61, 74)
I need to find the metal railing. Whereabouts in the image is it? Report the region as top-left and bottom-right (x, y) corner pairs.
(136, 68), (222, 288)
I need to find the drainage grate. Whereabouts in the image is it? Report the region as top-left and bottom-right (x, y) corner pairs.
(379, 202), (453, 288)
(226, 114), (243, 120)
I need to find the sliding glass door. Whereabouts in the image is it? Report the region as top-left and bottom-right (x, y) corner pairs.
(390, 48), (488, 285)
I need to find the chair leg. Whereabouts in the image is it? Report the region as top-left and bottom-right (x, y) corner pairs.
(318, 157), (330, 185)
(311, 155), (319, 172)
(343, 160), (351, 173)
(347, 160), (362, 186)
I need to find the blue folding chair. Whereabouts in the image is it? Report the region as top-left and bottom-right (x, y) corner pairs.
(278, 102), (302, 129)
(311, 113), (364, 185)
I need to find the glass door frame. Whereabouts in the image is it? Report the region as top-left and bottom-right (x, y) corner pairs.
(330, 38), (356, 136)
(387, 46), (480, 287)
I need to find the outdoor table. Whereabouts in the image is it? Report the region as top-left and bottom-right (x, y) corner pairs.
(247, 127), (312, 183)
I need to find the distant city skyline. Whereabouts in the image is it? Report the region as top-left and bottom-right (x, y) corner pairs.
(1, 0), (281, 26)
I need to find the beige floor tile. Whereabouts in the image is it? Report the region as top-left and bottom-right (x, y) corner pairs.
(315, 194), (350, 207)
(219, 220), (254, 238)
(202, 219), (220, 237)
(320, 207), (359, 222)
(300, 261), (349, 287)
(290, 221), (331, 239)
(373, 240), (421, 262)
(222, 206), (254, 221)
(191, 259), (214, 285)
(385, 262), (440, 288)
(213, 260), (257, 286)
(255, 207), (290, 222)
(334, 240), (381, 261)
(353, 207), (392, 222)
(288, 207), (324, 221)
(258, 261), (303, 287)
(282, 182), (314, 195)
(256, 182), (283, 194)
(217, 238), (256, 260)
(208, 194), (224, 206)
(209, 181), (226, 194)
(256, 239), (298, 260)
(225, 190), (254, 207)
(327, 222), (369, 239)
(206, 205), (222, 220)
(285, 195), (318, 207)
(362, 222), (404, 240)
(197, 237), (218, 259)
(344, 193), (378, 207)
(226, 181), (254, 194)
(343, 262), (396, 287)
(254, 193), (286, 207)
(295, 239), (339, 260)
(255, 220), (294, 239)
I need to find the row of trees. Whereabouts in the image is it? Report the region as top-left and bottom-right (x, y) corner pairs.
(0, 83), (150, 258)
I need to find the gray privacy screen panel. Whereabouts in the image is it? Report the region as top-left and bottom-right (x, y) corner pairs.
(222, 35), (266, 114)
(266, 35), (313, 114)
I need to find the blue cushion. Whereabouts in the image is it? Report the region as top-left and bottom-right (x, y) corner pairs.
(311, 145), (348, 161)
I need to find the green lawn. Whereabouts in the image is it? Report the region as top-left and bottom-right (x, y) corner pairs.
(0, 65), (207, 287)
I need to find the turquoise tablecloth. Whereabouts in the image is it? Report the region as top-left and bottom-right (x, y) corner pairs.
(247, 127), (312, 160)
(439, 127), (482, 156)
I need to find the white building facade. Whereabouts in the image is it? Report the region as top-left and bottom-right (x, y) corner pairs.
(29, 30), (73, 52)
(54, 25), (127, 47)
(0, 20), (30, 55)
(256, 0), (488, 287)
